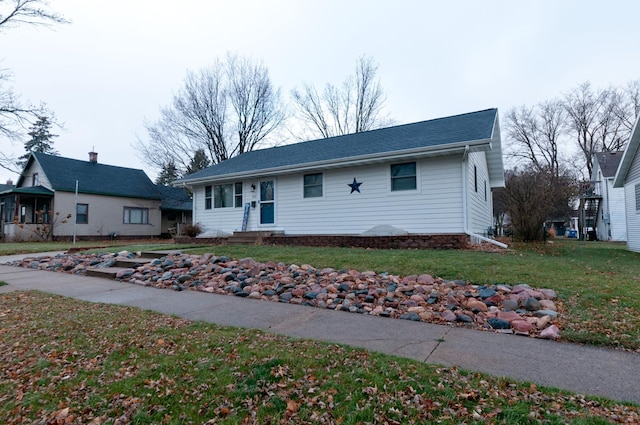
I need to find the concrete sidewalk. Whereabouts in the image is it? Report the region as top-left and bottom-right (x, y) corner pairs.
(0, 260), (638, 405)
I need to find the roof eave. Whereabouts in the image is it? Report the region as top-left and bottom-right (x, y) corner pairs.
(614, 116), (640, 188)
(177, 138), (494, 186)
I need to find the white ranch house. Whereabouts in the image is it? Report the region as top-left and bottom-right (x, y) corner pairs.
(176, 109), (505, 248)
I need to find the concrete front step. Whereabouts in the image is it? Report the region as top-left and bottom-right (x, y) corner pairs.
(139, 250), (182, 258)
(86, 267), (129, 280)
(115, 257), (153, 268)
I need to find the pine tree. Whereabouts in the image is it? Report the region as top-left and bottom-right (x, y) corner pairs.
(185, 148), (211, 175)
(18, 115), (59, 167)
(155, 160), (180, 185)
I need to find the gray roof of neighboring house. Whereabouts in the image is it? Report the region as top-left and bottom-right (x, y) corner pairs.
(156, 185), (193, 211)
(177, 108), (503, 185)
(595, 151), (624, 178)
(20, 152), (161, 200)
(0, 183), (15, 195)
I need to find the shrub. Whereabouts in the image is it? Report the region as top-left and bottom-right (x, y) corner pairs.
(182, 223), (203, 237)
(546, 226), (557, 239)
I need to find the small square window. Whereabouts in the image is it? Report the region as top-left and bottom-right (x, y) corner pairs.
(303, 173), (323, 198)
(391, 162), (417, 191)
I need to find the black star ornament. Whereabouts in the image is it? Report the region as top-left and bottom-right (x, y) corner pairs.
(348, 177), (362, 193)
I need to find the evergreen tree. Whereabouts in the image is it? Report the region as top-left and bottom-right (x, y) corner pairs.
(155, 160), (180, 185)
(18, 115), (59, 167)
(185, 149), (211, 175)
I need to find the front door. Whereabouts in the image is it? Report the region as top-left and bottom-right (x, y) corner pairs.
(260, 180), (275, 225)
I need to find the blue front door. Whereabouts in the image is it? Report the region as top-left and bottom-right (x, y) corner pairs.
(260, 180), (274, 225)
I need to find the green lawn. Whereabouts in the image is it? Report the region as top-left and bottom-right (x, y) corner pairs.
(0, 291), (637, 424)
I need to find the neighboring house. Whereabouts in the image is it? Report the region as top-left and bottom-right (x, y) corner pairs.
(614, 116), (640, 252)
(156, 184), (193, 237)
(0, 179), (16, 240)
(176, 109), (505, 247)
(591, 151), (626, 241)
(0, 152), (192, 241)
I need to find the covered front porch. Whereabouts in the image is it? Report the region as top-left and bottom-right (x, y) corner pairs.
(0, 186), (55, 241)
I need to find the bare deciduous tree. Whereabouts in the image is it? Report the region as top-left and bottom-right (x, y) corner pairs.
(1, 0), (68, 172)
(0, 0), (69, 31)
(291, 55), (392, 139)
(139, 54), (286, 176)
(504, 100), (565, 179)
(563, 82), (630, 176)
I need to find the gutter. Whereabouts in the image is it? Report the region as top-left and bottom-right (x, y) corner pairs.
(461, 145), (508, 249)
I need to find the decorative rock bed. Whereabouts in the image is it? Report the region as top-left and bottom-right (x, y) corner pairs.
(7, 251), (561, 340)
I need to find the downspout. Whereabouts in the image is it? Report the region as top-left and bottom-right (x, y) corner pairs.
(461, 146), (508, 249)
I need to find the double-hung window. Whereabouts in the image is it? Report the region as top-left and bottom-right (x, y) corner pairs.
(212, 183), (243, 208)
(214, 184), (233, 208)
(303, 173), (323, 198)
(390, 162), (417, 191)
(234, 183), (243, 207)
(76, 203), (89, 224)
(204, 186), (212, 210)
(124, 207), (149, 224)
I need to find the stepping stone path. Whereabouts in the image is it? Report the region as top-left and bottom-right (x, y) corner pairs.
(7, 251), (561, 340)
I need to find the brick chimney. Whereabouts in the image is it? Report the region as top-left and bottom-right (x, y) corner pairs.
(89, 151), (98, 163)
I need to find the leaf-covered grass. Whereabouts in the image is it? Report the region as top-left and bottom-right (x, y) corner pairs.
(0, 291), (637, 424)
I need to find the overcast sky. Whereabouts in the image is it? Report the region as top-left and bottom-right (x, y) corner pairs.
(2, 0), (639, 184)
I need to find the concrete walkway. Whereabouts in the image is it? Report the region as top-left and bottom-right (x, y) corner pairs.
(0, 256), (638, 405)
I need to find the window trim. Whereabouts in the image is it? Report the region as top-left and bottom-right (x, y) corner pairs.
(204, 185), (212, 210)
(303, 173), (323, 198)
(474, 165), (478, 193)
(123, 206), (149, 224)
(76, 203), (89, 224)
(635, 184), (640, 212)
(390, 162), (417, 192)
(234, 182), (243, 208)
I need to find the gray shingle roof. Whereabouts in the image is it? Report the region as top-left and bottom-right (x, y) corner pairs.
(595, 151), (624, 178)
(156, 185), (192, 211)
(0, 183), (14, 195)
(25, 152), (160, 200)
(179, 108), (498, 182)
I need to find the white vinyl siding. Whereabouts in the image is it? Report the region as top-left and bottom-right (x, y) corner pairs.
(624, 149), (640, 252)
(193, 155), (473, 236)
(194, 182), (250, 234)
(275, 156), (464, 235)
(467, 152), (493, 235)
